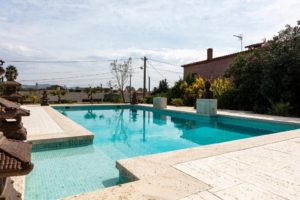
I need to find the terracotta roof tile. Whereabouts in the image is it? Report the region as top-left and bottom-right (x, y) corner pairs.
(0, 136), (33, 177)
(182, 50), (250, 67)
(0, 81), (21, 87)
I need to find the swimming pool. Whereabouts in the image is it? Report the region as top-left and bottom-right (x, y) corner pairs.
(24, 105), (300, 200)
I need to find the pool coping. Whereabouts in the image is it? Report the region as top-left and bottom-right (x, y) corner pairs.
(27, 106), (94, 149)
(59, 104), (300, 200)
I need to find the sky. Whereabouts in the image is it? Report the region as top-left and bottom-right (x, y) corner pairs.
(0, 0), (299, 89)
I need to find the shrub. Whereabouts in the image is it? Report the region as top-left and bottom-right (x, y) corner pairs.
(210, 78), (232, 98)
(217, 88), (239, 109)
(171, 98), (184, 106)
(103, 93), (122, 103)
(179, 77), (205, 106)
(138, 98), (146, 103)
(31, 95), (38, 104)
(225, 24), (300, 116)
(268, 102), (291, 116)
(145, 96), (153, 104)
(60, 99), (76, 104)
(168, 79), (184, 99)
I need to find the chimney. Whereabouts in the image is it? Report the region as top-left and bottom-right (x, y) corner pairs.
(207, 48), (213, 60)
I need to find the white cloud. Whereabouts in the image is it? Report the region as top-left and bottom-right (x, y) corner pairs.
(0, 16), (7, 21)
(0, 0), (299, 87)
(0, 43), (37, 57)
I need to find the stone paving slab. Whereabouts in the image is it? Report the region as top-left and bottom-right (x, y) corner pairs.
(23, 105), (94, 144)
(181, 191), (222, 200)
(175, 138), (300, 200)
(22, 105), (63, 135)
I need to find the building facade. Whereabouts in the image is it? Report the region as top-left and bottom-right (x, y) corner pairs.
(182, 43), (262, 79)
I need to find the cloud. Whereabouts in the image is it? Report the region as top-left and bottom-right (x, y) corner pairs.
(0, 42), (38, 58)
(0, 0), (299, 87)
(0, 16), (7, 21)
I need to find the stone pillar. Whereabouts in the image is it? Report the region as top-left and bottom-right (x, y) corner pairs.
(196, 99), (217, 116)
(153, 97), (167, 109)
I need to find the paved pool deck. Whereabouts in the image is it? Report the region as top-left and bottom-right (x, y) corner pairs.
(62, 104), (300, 200)
(14, 103), (300, 200)
(22, 105), (94, 146)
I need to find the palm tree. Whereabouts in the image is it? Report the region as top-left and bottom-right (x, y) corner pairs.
(5, 65), (18, 81)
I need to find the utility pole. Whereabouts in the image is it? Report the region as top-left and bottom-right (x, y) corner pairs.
(143, 56), (147, 98)
(129, 74), (132, 103)
(148, 76), (150, 93)
(0, 59), (4, 82)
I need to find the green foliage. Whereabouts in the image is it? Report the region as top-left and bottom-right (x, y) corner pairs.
(84, 87), (97, 102)
(145, 96), (153, 104)
(31, 95), (38, 104)
(138, 98), (147, 103)
(47, 85), (65, 90)
(217, 88), (239, 109)
(103, 93), (122, 103)
(5, 65), (18, 81)
(50, 87), (67, 103)
(171, 98), (184, 106)
(268, 101), (291, 116)
(152, 79), (169, 95)
(149, 75), (231, 107)
(226, 24), (300, 116)
(179, 77), (205, 106)
(210, 78), (232, 98)
(169, 79), (184, 99)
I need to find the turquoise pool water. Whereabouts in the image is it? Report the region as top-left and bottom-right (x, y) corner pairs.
(25, 105), (300, 200)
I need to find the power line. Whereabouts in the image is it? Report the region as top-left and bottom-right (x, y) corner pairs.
(41, 76), (115, 82)
(148, 61), (165, 79)
(19, 66), (142, 81)
(147, 67), (182, 74)
(6, 58), (139, 63)
(148, 58), (181, 67)
(19, 72), (112, 82)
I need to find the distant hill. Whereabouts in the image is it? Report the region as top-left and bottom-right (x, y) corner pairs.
(22, 84), (51, 89)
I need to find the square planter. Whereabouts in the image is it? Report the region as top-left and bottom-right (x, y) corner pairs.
(153, 97), (167, 109)
(196, 99), (217, 116)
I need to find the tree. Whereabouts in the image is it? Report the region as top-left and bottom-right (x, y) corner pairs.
(84, 87), (97, 103)
(50, 86), (66, 103)
(5, 65), (18, 81)
(152, 79), (169, 95)
(110, 58), (132, 102)
(226, 24), (300, 116)
(169, 79), (184, 99)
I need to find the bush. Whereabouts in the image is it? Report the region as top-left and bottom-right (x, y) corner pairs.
(217, 88), (239, 109)
(179, 77), (205, 106)
(225, 25), (300, 116)
(60, 99), (76, 104)
(103, 93), (122, 103)
(171, 98), (184, 106)
(145, 96), (153, 104)
(268, 102), (291, 116)
(31, 95), (38, 104)
(138, 98), (146, 103)
(210, 78), (232, 98)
